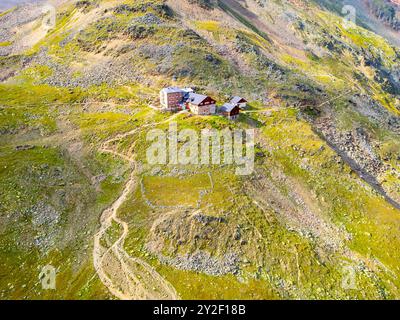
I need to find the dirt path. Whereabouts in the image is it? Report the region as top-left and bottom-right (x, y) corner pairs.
(93, 113), (185, 300)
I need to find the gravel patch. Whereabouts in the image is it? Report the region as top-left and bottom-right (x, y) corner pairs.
(316, 119), (386, 177)
(30, 201), (61, 251)
(30, 48), (142, 87)
(133, 13), (162, 26)
(156, 250), (239, 276)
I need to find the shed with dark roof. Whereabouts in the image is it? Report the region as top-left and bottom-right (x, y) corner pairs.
(219, 103), (240, 120)
(230, 96), (247, 109)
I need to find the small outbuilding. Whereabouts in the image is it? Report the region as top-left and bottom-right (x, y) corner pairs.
(185, 93), (216, 115)
(230, 96), (247, 109)
(219, 103), (240, 120)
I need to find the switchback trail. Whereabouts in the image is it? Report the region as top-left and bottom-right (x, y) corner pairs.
(93, 112), (185, 300)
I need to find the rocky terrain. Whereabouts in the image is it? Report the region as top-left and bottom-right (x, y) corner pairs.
(0, 0), (399, 300)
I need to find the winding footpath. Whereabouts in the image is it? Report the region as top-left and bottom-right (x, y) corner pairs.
(93, 112), (185, 300)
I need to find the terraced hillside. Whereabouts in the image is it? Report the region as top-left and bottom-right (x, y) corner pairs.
(0, 0), (399, 299)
